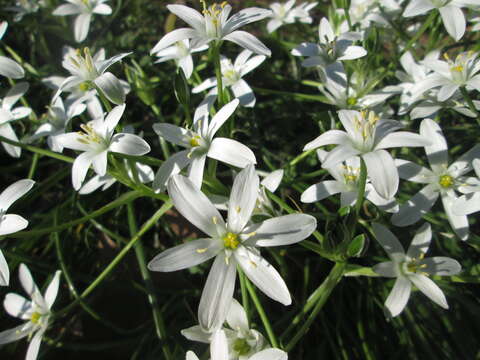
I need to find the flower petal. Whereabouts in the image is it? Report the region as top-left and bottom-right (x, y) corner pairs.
(93, 3), (112, 15)
(372, 261), (398, 278)
(0, 122), (21, 158)
(391, 184), (438, 227)
(303, 130), (349, 151)
(94, 72), (125, 105)
(421, 257), (461, 276)
(4, 293), (31, 319)
(3, 82), (29, 110)
(0, 323), (32, 346)
(150, 28), (198, 55)
(72, 151), (95, 190)
(0, 250), (9, 286)
(231, 79), (256, 107)
(228, 165), (259, 233)
(375, 132), (430, 150)
(208, 99), (239, 138)
(104, 104), (125, 137)
(224, 7), (272, 33)
(187, 154), (207, 189)
(301, 180), (345, 203)
(406, 223), (431, 259)
(384, 276), (411, 318)
(44, 271), (62, 310)
(223, 31), (271, 57)
(261, 170), (284, 193)
(409, 273), (448, 309)
(74, 13), (91, 43)
(322, 145), (361, 168)
(372, 223), (405, 261)
(249, 348), (288, 360)
(439, 5), (465, 41)
(153, 123), (194, 148)
(52, 3), (80, 15)
(19, 263), (40, 298)
(0, 214), (29, 236)
(110, 133), (151, 156)
(0, 179), (34, 212)
(442, 194), (469, 241)
(0, 56), (24, 79)
(181, 325), (210, 343)
(153, 150), (190, 192)
(403, 0), (434, 17)
(363, 150), (399, 200)
(396, 159), (435, 184)
(167, 4), (205, 32)
(208, 137), (256, 168)
(26, 327), (44, 360)
(210, 330), (229, 360)
(226, 298), (249, 333)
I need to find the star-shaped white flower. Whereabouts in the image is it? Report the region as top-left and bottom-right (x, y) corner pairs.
(193, 50), (266, 107)
(53, 0), (112, 42)
(267, 0), (317, 33)
(0, 179), (34, 286)
(0, 82), (32, 158)
(0, 264), (61, 360)
(303, 109), (430, 200)
(56, 104), (151, 190)
(148, 165), (317, 331)
(373, 223), (461, 317)
(0, 22), (24, 79)
(150, 3), (272, 57)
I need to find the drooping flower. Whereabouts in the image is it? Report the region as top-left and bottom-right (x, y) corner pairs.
(0, 264), (61, 360)
(373, 223), (461, 317)
(0, 179), (34, 286)
(150, 2), (272, 57)
(303, 109), (430, 200)
(53, 0), (112, 42)
(0, 82), (32, 158)
(0, 22), (24, 79)
(56, 104), (151, 190)
(193, 50), (266, 107)
(152, 98), (256, 191)
(148, 165), (317, 331)
(392, 118), (480, 241)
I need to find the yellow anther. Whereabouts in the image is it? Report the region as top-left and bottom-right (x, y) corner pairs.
(189, 136), (201, 147)
(31, 312), (41, 324)
(235, 206), (241, 213)
(196, 248), (208, 254)
(451, 65), (464, 72)
(223, 232), (239, 249)
(344, 174), (357, 183)
(212, 216), (218, 224)
(249, 260), (257, 268)
(439, 174), (454, 188)
(245, 231), (257, 238)
(443, 53), (451, 61)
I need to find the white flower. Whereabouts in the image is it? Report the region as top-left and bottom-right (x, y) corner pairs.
(290, 2), (317, 24)
(372, 223), (461, 317)
(452, 159), (480, 216)
(54, 47), (131, 105)
(291, 18), (366, 70)
(53, 0), (112, 42)
(266, 0), (299, 33)
(0, 82), (32, 158)
(346, 0), (392, 29)
(411, 51), (480, 102)
(56, 104), (151, 190)
(392, 118), (480, 240)
(0, 22), (24, 79)
(150, 3), (272, 57)
(153, 39), (207, 79)
(403, 0), (478, 40)
(183, 299), (287, 360)
(303, 109), (430, 200)
(0, 179), (34, 286)
(301, 150), (398, 212)
(30, 97), (86, 153)
(148, 165), (317, 331)
(0, 264), (61, 360)
(193, 50), (266, 107)
(152, 98), (256, 191)
(5, 0), (44, 22)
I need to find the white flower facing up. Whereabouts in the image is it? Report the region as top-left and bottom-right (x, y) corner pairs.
(148, 165), (317, 331)
(152, 98), (256, 191)
(392, 119), (480, 241)
(411, 51), (480, 102)
(150, 2), (272, 57)
(0, 82), (32, 158)
(0, 22), (24, 79)
(30, 97), (86, 153)
(0, 264), (61, 360)
(303, 109), (430, 200)
(403, 0), (478, 40)
(183, 299), (287, 360)
(53, 0), (112, 42)
(301, 150), (398, 212)
(56, 104), (151, 190)
(0, 179), (34, 286)
(193, 50), (266, 107)
(452, 159), (480, 216)
(54, 47), (131, 105)
(153, 39), (208, 79)
(372, 223), (461, 317)
(266, 0), (317, 33)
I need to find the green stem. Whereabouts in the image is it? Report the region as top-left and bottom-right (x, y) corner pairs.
(0, 135), (74, 163)
(402, 11), (436, 55)
(243, 272), (279, 348)
(27, 153), (40, 179)
(347, 157), (367, 235)
(460, 86), (480, 126)
(213, 42), (225, 106)
(238, 269), (250, 324)
(95, 85), (113, 112)
(285, 262), (346, 352)
(127, 202), (172, 360)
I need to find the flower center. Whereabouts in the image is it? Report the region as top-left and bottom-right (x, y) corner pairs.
(451, 65), (463, 72)
(233, 338), (251, 355)
(342, 165), (359, 185)
(439, 174), (454, 188)
(77, 123), (103, 145)
(223, 232), (239, 249)
(403, 253), (427, 275)
(201, 1), (228, 27)
(69, 47), (98, 79)
(30, 311), (42, 324)
(353, 110), (379, 144)
(189, 135), (201, 147)
(78, 81), (92, 92)
(347, 97), (357, 106)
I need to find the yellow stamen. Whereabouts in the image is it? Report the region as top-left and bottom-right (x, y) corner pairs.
(31, 312), (41, 324)
(222, 232), (239, 249)
(189, 136), (201, 147)
(196, 248), (208, 254)
(439, 174), (454, 188)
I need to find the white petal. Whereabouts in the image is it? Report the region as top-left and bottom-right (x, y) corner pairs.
(0, 214), (29, 236)
(0, 250), (9, 286)
(96, 53), (132, 74)
(385, 276), (411, 318)
(223, 31), (271, 57)
(396, 159), (435, 184)
(4, 82), (29, 110)
(421, 257), (461, 276)
(187, 154), (207, 189)
(246, 213), (316, 247)
(0, 179), (34, 212)
(74, 13), (91, 42)
(439, 5), (465, 41)
(375, 132), (430, 150)
(210, 330), (229, 360)
(319, 18), (335, 43)
(186, 351), (199, 360)
(406, 223), (431, 259)
(301, 180), (345, 203)
(372, 223), (405, 261)
(238, 54), (265, 77)
(104, 104), (125, 137)
(4, 293), (31, 318)
(181, 325), (211, 343)
(231, 79), (256, 107)
(19, 263), (40, 298)
(168, 175), (225, 238)
(452, 192), (480, 215)
(179, 55), (194, 79)
(228, 165), (259, 234)
(0, 123), (21, 158)
(249, 348), (288, 360)
(55, 132), (91, 152)
(167, 4), (205, 32)
(372, 261), (398, 278)
(0, 323), (32, 345)
(409, 273), (448, 309)
(261, 170), (283, 192)
(110, 133), (151, 156)
(94, 72), (125, 105)
(0, 56), (24, 79)
(198, 253), (236, 331)
(403, 0), (435, 17)
(437, 83), (459, 102)
(208, 137), (256, 168)
(44, 271), (62, 310)
(363, 150), (399, 200)
(322, 145), (361, 168)
(91, 151), (108, 176)
(267, 19), (282, 33)
(79, 174), (115, 195)
(152, 150), (190, 192)
(291, 42), (319, 57)
(391, 184), (439, 227)
(153, 123), (194, 148)
(72, 151), (95, 190)
(93, 3), (112, 15)
(148, 238), (221, 272)
(303, 130), (349, 151)
(150, 28), (198, 55)
(208, 99), (239, 138)
(26, 327), (44, 360)
(224, 7), (272, 33)
(226, 298), (249, 332)
(338, 44), (367, 61)
(442, 194), (469, 241)
(192, 77), (217, 93)
(235, 247), (291, 305)
(52, 3), (80, 15)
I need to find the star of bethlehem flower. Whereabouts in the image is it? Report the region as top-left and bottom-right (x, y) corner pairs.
(183, 299), (287, 360)
(54, 47), (131, 105)
(266, 0), (317, 33)
(303, 109), (430, 200)
(452, 159), (480, 216)
(148, 165), (317, 331)
(344, 0), (395, 29)
(150, 2), (272, 57)
(0, 264), (61, 360)
(0, 179), (34, 286)
(0, 82), (32, 158)
(5, 0), (45, 22)
(56, 104), (151, 190)
(392, 118), (480, 240)
(403, 0), (478, 40)
(152, 98), (256, 191)
(372, 223), (461, 317)
(53, 0), (112, 42)
(301, 150), (398, 212)
(0, 22), (24, 79)
(193, 50), (266, 107)
(411, 51), (480, 102)
(153, 39), (208, 79)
